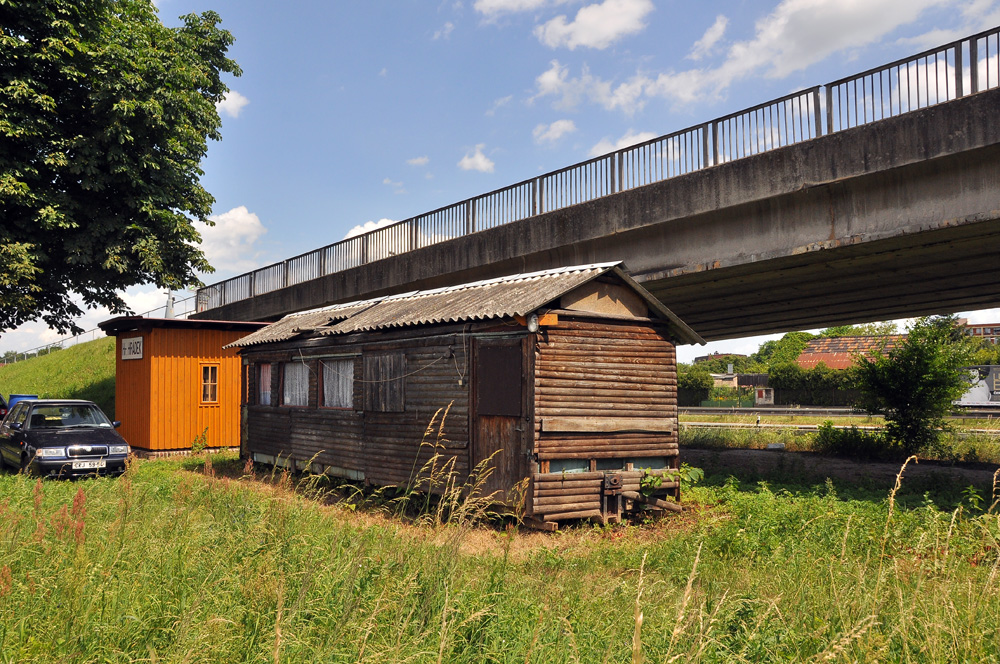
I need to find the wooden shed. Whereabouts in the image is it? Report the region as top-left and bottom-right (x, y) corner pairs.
(229, 263), (704, 526)
(99, 317), (266, 454)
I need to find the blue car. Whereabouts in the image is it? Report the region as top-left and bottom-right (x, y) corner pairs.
(0, 399), (130, 477)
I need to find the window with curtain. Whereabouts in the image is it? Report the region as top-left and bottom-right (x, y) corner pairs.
(322, 358), (354, 408)
(201, 364), (219, 403)
(258, 363), (272, 405)
(282, 362), (309, 406)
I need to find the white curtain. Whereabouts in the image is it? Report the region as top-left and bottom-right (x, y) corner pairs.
(283, 362), (309, 406)
(323, 359), (353, 408)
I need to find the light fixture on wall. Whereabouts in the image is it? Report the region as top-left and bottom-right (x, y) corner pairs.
(527, 313), (539, 333)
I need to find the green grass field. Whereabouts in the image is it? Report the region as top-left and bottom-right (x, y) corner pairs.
(0, 338), (116, 418)
(0, 453), (998, 663)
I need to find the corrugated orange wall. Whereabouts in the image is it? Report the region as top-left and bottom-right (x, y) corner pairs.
(115, 328), (248, 451)
(115, 333), (152, 449)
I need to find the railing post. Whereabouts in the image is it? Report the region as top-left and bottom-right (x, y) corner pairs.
(812, 88), (822, 137)
(466, 200), (476, 234)
(318, 248), (327, 277)
(616, 151), (624, 192)
(531, 178), (538, 215)
(410, 220), (418, 252)
(955, 43), (964, 98)
(701, 122), (710, 167)
(361, 234), (368, 266)
(970, 37), (979, 94)
(284, 260), (290, 287)
(825, 86), (834, 135)
(711, 121), (719, 166)
(538, 177), (545, 214)
(249, 271), (256, 297)
(221, 281), (227, 307)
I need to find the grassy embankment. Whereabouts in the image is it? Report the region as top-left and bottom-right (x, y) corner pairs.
(0, 453), (999, 662)
(0, 338), (116, 418)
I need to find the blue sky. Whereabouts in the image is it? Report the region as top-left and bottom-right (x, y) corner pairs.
(4, 0), (1000, 359)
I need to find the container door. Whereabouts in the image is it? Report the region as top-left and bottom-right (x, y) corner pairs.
(472, 337), (528, 502)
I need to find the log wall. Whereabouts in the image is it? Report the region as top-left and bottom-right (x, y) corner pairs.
(534, 319), (679, 461)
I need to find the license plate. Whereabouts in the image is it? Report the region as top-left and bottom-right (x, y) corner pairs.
(72, 460), (107, 470)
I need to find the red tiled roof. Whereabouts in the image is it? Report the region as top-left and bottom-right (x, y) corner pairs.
(796, 335), (905, 370)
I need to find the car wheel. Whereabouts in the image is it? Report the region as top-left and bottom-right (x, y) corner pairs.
(19, 454), (31, 475)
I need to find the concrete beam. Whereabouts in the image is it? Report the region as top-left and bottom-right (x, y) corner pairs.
(197, 88), (1000, 341)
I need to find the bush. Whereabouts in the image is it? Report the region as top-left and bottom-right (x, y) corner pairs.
(811, 421), (895, 461)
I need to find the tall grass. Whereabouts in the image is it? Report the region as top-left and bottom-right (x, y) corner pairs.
(1, 452), (999, 662)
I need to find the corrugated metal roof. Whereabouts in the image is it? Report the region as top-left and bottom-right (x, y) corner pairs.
(229, 263), (704, 348)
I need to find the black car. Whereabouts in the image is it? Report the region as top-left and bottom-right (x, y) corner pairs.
(0, 399), (130, 477)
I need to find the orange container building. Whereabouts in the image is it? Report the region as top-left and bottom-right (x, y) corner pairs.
(99, 317), (266, 453)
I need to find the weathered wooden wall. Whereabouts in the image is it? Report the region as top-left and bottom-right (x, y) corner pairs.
(243, 332), (470, 485)
(534, 319), (678, 461)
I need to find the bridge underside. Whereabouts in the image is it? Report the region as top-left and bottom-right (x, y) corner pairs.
(197, 89), (1000, 343)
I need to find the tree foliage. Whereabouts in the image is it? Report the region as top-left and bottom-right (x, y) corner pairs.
(0, 0), (240, 333)
(819, 321), (898, 338)
(749, 331), (815, 369)
(854, 316), (977, 454)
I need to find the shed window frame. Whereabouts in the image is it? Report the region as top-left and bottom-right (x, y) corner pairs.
(363, 351), (406, 413)
(256, 362), (273, 406)
(320, 357), (356, 410)
(281, 361), (310, 407)
(200, 363), (219, 405)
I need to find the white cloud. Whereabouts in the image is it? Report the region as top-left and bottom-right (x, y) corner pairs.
(383, 177), (402, 187)
(688, 15), (728, 61)
(434, 21), (456, 39)
(343, 218), (398, 240)
(536, 0), (951, 112)
(379, 67), (388, 77)
(193, 205), (268, 274)
(533, 119), (577, 143)
(534, 0), (654, 50)
(474, 0), (549, 18)
(216, 90), (249, 118)
(486, 94), (513, 116)
(407, 156), (430, 166)
(588, 129), (657, 157)
(532, 60), (647, 113)
(458, 144), (495, 172)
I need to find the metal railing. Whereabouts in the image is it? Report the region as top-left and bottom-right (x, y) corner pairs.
(2, 294), (197, 365)
(197, 26), (1000, 314)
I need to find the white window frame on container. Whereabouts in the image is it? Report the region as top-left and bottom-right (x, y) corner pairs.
(200, 364), (219, 404)
(321, 357), (355, 409)
(282, 361), (310, 407)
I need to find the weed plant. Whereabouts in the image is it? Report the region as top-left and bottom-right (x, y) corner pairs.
(1, 452), (999, 662)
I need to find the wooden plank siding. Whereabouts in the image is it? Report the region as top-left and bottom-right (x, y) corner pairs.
(534, 319), (678, 461)
(244, 333), (471, 487)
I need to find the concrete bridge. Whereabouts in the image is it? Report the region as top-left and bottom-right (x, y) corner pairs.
(194, 28), (1000, 342)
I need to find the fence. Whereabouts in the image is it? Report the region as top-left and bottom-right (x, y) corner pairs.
(189, 26), (1000, 314)
(2, 294), (197, 366)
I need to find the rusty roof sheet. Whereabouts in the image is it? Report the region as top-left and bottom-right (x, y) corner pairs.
(229, 263), (704, 348)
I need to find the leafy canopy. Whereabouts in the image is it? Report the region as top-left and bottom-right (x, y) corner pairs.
(854, 315), (977, 454)
(0, 0), (240, 334)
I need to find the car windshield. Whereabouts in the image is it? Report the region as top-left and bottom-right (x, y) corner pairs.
(28, 405), (112, 429)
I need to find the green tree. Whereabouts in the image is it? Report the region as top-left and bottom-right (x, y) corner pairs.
(750, 331), (815, 369)
(1, 0), (240, 333)
(819, 321), (898, 338)
(854, 316), (977, 454)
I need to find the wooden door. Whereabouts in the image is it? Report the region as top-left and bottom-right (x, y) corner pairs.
(472, 337), (528, 502)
